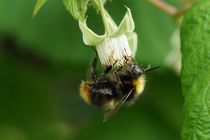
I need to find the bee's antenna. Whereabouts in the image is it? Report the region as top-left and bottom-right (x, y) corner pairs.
(104, 65), (112, 74)
(144, 66), (160, 72)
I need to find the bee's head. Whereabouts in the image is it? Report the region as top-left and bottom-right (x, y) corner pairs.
(130, 64), (160, 78)
(131, 64), (143, 78)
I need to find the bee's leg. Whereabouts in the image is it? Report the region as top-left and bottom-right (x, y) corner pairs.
(114, 72), (120, 81)
(123, 56), (128, 64)
(90, 56), (98, 83)
(104, 65), (112, 74)
(103, 59), (119, 75)
(114, 72), (124, 91)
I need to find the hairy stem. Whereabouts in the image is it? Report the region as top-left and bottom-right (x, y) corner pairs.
(146, 0), (196, 19)
(147, 0), (177, 16)
(99, 0), (111, 34)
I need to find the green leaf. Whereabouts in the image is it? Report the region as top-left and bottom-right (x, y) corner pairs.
(32, 0), (48, 17)
(63, 0), (89, 21)
(181, 0), (210, 139)
(90, 0), (107, 12)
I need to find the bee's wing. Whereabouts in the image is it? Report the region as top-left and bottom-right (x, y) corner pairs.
(103, 88), (134, 122)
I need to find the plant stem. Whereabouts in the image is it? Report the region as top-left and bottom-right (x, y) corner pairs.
(174, 1), (196, 18)
(146, 0), (196, 19)
(147, 0), (177, 16)
(99, 0), (111, 34)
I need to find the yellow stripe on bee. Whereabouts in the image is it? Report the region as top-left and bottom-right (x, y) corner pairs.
(80, 81), (91, 104)
(132, 75), (146, 96)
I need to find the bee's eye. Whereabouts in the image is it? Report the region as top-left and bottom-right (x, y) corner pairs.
(132, 66), (142, 77)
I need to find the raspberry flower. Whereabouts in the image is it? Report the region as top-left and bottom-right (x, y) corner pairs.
(79, 0), (138, 67)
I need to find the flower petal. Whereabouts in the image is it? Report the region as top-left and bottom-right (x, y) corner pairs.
(111, 6), (135, 38)
(127, 32), (138, 57)
(96, 34), (132, 66)
(104, 9), (118, 32)
(79, 20), (105, 46)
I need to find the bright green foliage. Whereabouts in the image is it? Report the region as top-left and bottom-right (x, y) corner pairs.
(181, 0), (210, 139)
(63, 0), (89, 21)
(62, 0), (106, 21)
(90, 0), (107, 12)
(33, 0), (90, 20)
(33, 0), (107, 20)
(33, 0), (48, 16)
(0, 0), (182, 139)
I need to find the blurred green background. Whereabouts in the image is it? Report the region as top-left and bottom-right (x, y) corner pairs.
(0, 0), (183, 140)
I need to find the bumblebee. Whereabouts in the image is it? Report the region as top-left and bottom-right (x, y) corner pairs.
(80, 56), (158, 122)
(80, 57), (121, 108)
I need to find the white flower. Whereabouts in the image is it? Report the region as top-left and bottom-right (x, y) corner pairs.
(96, 34), (132, 66)
(79, 3), (138, 67)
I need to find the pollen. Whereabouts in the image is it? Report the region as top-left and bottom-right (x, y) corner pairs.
(132, 75), (146, 96)
(106, 99), (115, 109)
(80, 81), (91, 104)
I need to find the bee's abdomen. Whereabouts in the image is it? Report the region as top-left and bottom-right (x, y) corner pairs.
(80, 81), (92, 104)
(90, 84), (116, 107)
(80, 80), (118, 107)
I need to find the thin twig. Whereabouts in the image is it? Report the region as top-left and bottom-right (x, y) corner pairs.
(174, 1), (196, 18)
(146, 0), (196, 19)
(147, 0), (177, 16)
